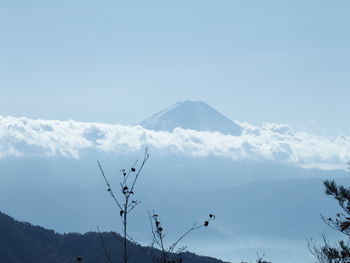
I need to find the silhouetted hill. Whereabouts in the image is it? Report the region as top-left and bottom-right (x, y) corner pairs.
(0, 211), (227, 263)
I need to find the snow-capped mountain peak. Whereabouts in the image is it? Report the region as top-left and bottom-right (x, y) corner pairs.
(139, 100), (242, 135)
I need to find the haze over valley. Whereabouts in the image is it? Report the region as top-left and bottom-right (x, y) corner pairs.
(1, 101), (349, 263)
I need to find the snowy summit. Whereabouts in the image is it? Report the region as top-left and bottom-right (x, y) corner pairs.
(139, 100), (242, 135)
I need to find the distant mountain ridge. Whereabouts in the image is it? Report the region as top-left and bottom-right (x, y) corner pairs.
(140, 100), (242, 135)
(0, 211), (227, 263)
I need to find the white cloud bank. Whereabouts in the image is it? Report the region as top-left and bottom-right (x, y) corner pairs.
(0, 116), (349, 170)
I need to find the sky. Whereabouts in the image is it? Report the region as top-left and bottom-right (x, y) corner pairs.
(0, 0), (349, 135)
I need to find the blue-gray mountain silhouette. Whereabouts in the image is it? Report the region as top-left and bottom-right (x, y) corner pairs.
(140, 100), (242, 135)
(0, 211), (227, 263)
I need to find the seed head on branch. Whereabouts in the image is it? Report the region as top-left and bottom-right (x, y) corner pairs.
(148, 211), (215, 263)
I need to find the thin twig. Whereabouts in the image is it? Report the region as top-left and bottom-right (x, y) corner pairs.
(97, 226), (113, 263)
(97, 160), (123, 211)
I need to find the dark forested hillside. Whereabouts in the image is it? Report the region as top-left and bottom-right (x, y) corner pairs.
(0, 211), (227, 263)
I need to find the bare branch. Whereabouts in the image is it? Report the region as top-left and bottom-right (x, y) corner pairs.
(97, 226), (113, 263)
(97, 160), (123, 211)
(98, 148), (149, 263)
(148, 212), (215, 263)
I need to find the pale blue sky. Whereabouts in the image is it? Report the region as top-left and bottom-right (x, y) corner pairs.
(0, 0), (349, 135)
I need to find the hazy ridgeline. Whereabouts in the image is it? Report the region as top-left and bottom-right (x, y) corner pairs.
(0, 150), (348, 263)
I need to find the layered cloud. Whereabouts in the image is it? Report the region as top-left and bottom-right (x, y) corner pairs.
(0, 116), (349, 170)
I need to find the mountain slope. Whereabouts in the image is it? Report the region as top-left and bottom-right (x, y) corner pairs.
(0, 211), (227, 263)
(139, 100), (242, 135)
